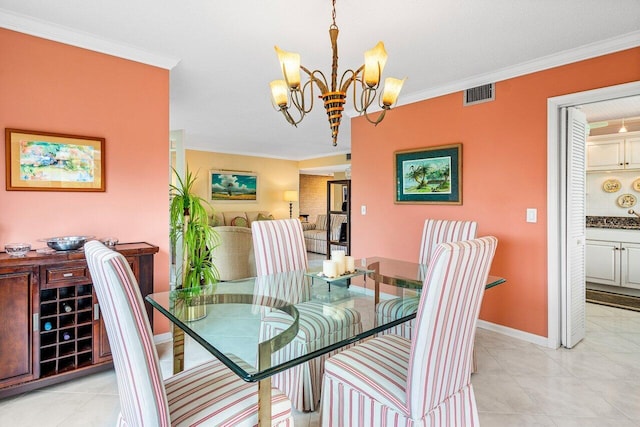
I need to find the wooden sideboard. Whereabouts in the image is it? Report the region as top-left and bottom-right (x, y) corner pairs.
(0, 242), (158, 399)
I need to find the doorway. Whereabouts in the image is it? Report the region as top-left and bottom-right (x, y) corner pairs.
(547, 81), (640, 349)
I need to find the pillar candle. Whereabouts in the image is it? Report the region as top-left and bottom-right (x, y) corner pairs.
(345, 256), (355, 273)
(331, 250), (346, 275)
(323, 260), (338, 278)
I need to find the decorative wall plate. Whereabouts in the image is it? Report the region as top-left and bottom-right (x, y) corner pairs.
(617, 193), (637, 208)
(602, 179), (622, 193)
(633, 178), (640, 192)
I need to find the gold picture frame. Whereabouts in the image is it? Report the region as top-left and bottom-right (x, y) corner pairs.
(5, 128), (105, 192)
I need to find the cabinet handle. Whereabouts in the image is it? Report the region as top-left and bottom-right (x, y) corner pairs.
(94, 303), (100, 320)
(619, 163), (624, 166)
(63, 273), (73, 277)
(33, 313), (39, 332)
(621, 247), (626, 251)
(625, 162), (630, 165)
(614, 247), (619, 251)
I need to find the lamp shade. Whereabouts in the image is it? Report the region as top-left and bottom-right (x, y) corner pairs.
(284, 190), (298, 202)
(270, 80), (289, 107)
(275, 46), (301, 89)
(381, 77), (406, 107)
(363, 42), (388, 87)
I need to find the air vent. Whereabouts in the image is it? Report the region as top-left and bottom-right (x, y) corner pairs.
(463, 83), (495, 106)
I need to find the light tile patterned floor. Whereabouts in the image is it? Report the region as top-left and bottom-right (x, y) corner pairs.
(1, 299), (639, 426)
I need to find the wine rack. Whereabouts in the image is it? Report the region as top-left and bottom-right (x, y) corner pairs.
(39, 284), (94, 377)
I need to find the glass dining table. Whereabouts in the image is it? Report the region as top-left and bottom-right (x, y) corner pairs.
(146, 257), (505, 426)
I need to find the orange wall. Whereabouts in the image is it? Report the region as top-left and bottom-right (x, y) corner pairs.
(0, 29), (171, 331)
(352, 47), (640, 337)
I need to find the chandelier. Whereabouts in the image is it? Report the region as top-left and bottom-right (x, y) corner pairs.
(269, 0), (405, 146)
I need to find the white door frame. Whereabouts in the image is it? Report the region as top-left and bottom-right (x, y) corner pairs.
(547, 81), (640, 348)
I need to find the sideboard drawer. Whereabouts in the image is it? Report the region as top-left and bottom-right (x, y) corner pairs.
(42, 262), (91, 287)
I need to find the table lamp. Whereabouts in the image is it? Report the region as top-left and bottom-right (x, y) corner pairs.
(284, 190), (298, 219)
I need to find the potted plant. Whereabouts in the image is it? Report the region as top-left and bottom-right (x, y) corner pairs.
(170, 168), (220, 320)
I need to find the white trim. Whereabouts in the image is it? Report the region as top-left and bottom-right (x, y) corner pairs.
(0, 8), (180, 69)
(547, 81), (640, 350)
(154, 332), (173, 345)
(477, 320), (549, 348)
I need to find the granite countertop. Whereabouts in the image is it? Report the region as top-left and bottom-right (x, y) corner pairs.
(586, 216), (640, 230)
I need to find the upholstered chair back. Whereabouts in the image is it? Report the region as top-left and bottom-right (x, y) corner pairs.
(407, 236), (497, 420)
(84, 241), (170, 426)
(418, 219), (478, 264)
(252, 218), (308, 276)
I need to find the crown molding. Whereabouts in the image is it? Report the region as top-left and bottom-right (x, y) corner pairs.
(347, 30), (640, 117)
(0, 8), (180, 69)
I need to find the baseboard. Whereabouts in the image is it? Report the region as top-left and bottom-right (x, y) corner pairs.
(477, 319), (550, 348)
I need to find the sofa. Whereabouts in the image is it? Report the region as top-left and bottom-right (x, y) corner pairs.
(210, 210), (274, 228)
(302, 214), (347, 255)
(211, 226), (256, 281)
(209, 211), (273, 281)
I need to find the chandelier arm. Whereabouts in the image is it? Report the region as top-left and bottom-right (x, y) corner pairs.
(280, 106), (304, 127)
(302, 66), (329, 94)
(289, 86), (310, 115)
(338, 67), (359, 94)
(362, 107), (388, 126)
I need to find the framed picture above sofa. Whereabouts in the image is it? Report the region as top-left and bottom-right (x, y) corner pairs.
(209, 170), (258, 202)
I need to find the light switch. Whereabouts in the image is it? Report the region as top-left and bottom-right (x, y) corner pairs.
(361, 205), (367, 215)
(526, 208), (537, 223)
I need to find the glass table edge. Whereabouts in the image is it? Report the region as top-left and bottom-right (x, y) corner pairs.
(145, 274), (506, 382)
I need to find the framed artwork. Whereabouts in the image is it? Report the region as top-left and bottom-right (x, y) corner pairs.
(395, 143), (462, 204)
(5, 128), (105, 192)
(209, 170), (258, 202)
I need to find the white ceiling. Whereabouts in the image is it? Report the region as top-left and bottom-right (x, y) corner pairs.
(1, 0), (640, 161)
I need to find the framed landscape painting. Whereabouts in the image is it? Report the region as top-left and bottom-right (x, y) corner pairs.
(395, 143), (462, 204)
(209, 170), (258, 202)
(5, 128), (105, 191)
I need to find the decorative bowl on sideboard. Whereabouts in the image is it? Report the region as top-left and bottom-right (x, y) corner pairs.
(40, 236), (94, 251)
(4, 243), (31, 257)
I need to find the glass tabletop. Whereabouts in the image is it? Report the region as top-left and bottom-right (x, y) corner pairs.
(146, 257), (505, 382)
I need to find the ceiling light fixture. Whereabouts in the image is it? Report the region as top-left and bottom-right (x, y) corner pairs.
(619, 118), (628, 133)
(269, 0), (405, 146)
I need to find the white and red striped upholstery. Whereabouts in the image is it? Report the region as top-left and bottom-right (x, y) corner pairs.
(418, 219), (478, 265)
(377, 219), (478, 338)
(252, 219), (362, 411)
(84, 240), (293, 426)
(252, 219), (308, 276)
(321, 237), (497, 426)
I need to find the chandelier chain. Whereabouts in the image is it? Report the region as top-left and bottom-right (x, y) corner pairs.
(331, 0), (337, 29)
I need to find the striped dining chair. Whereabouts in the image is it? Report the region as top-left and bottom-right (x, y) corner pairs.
(376, 219), (478, 338)
(252, 218), (362, 412)
(321, 236), (498, 426)
(84, 240), (293, 426)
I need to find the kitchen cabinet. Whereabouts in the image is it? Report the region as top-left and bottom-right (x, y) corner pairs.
(0, 242), (158, 398)
(586, 134), (640, 171)
(586, 239), (640, 289)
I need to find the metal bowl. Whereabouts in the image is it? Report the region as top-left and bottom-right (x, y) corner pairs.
(41, 236), (94, 251)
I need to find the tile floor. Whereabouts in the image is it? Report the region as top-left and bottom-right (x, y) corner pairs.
(1, 301), (639, 426)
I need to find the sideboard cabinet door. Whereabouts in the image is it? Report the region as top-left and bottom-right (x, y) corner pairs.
(0, 265), (39, 388)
